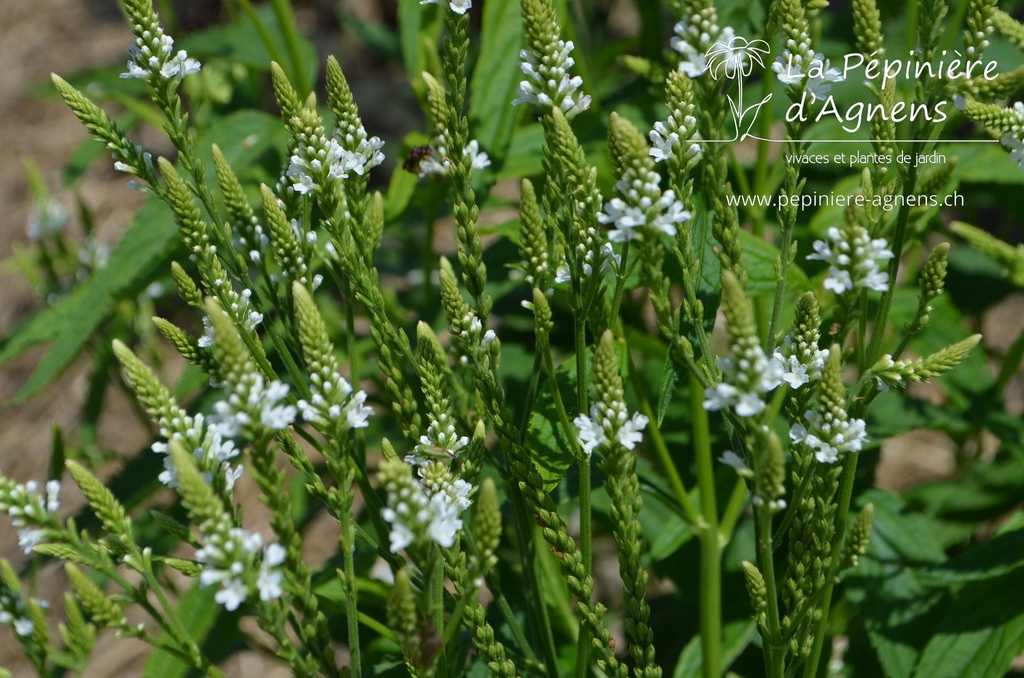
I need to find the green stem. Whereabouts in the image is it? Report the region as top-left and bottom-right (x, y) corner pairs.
(865, 163), (918, 368)
(574, 314), (592, 678)
(757, 509), (785, 678)
(801, 451), (860, 678)
(718, 477), (748, 544)
(692, 373), (721, 678)
(625, 349), (701, 528)
(269, 0), (309, 94)
(341, 464), (361, 674)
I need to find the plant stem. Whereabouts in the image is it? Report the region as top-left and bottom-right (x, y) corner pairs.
(866, 164), (918, 368)
(574, 314), (592, 678)
(269, 0), (309, 94)
(756, 509), (785, 678)
(801, 451), (860, 678)
(625, 349), (702, 528)
(692, 373), (721, 678)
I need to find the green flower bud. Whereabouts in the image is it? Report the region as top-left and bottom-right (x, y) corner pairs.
(65, 563), (126, 629)
(842, 503), (874, 570)
(171, 261), (202, 307)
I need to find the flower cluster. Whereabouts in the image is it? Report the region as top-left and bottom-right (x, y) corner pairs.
(773, 334), (830, 389)
(599, 165), (691, 243)
(195, 515), (286, 611)
(415, 134), (490, 178)
(26, 197), (69, 242)
(0, 479), (61, 555)
(296, 374), (373, 433)
(704, 344), (784, 416)
(285, 109), (378, 197)
(807, 225), (895, 295)
(649, 115), (702, 166)
(151, 413), (243, 492)
(119, 27), (200, 82)
(670, 7), (735, 77)
(406, 412), (470, 466)
(1000, 102), (1024, 169)
(771, 52), (843, 100)
(554, 235), (616, 284)
(574, 402), (648, 456)
(0, 584), (34, 638)
(211, 375), (297, 439)
(789, 410), (868, 464)
(198, 287), (263, 349)
(419, 0), (471, 14)
(379, 458), (472, 552)
(333, 127), (385, 178)
(513, 22), (591, 118)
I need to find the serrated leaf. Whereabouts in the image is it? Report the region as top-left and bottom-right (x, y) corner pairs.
(468, 0), (523, 190)
(738, 229), (810, 296)
(844, 489), (948, 678)
(656, 353), (681, 426)
(919, 527), (1024, 585)
(912, 568), (1024, 678)
(525, 356), (578, 491)
(0, 198), (177, 403)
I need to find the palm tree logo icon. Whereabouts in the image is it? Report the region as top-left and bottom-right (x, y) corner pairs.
(703, 36), (772, 142)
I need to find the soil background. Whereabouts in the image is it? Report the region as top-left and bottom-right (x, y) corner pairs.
(0, 1), (1021, 676)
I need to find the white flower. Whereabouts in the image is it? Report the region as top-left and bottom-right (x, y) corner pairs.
(772, 52), (843, 99)
(13, 617), (34, 637)
(26, 198), (69, 241)
(649, 122), (680, 162)
(344, 391), (373, 430)
(420, 0), (471, 13)
(772, 335), (829, 389)
(616, 413), (649, 449)
(718, 450), (754, 477)
(513, 38), (591, 117)
(120, 32), (200, 81)
(807, 226), (894, 294)
(256, 543), (286, 602)
(790, 411), (868, 464)
(426, 491), (463, 548)
(574, 411), (606, 455)
(573, 402), (647, 456)
(17, 528), (45, 555)
(382, 508), (415, 553)
(214, 578), (247, 611)
(704, 342), (784, 416)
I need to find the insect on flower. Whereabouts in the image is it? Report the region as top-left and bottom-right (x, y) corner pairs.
(403, 145), (434, 173)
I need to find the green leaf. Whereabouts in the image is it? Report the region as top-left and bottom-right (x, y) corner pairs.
(142, 584), (221, 678)
(656, 352), (680, 426)
(904, 452), (1024, 547)
(397, 0), (441, 79)
(912, 568), (1024, 678)
(468, 0), (523, 184)
(844, 489), (948, 678)
(0, 198), (178, 403)
(672, 618), (755, 678)
(525, 354), (577, 492)
(738, 229), (809, 296)
(920, 526), (1024, 585)
(197, 109), (290, 180)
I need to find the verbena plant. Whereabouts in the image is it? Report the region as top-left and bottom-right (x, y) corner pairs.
(3, 0), (1024, 676)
